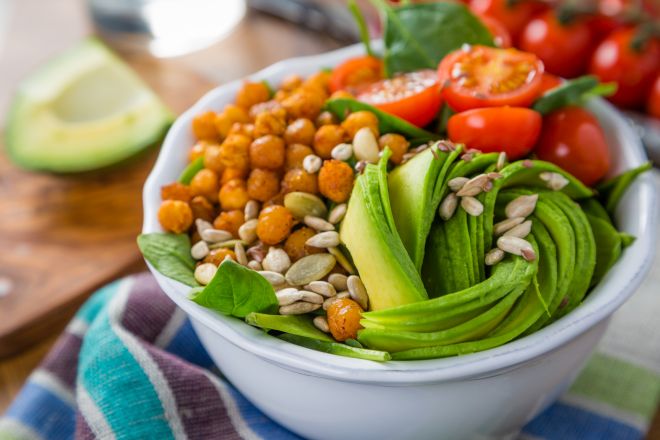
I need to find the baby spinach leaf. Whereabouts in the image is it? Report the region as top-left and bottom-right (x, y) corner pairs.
(190, 259), (278, 318)
(137, 233), (198, 287)
(532, 76), (617, 115)
(348, 0), (374, 57)
(246, 313), (333, 341)
(178, 156), (204, 184)
(325, 98), (439, 142)
(373, 1), (493, 76)
(279, 334), (392, 362)
(597, 162), (652, 215)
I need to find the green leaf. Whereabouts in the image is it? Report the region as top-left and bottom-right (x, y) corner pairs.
(245, 313), (333, 341)
(532, 76), (617, 115)
(596, 162), (652, 215)
(190, 259), (278, 318)
(137, 233), (198, 287)
(324, 98), (439, 142)
(178, 156), (204, 184)
(279, 334), (391, 362)
(348, 0), (374, 57)
(374, 1), (494, 76)
(437, 103), (455, 134)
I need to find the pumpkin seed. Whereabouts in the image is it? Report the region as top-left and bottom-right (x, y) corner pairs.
(258, 270), (286, 286)
(306, 231), (340, 248)
(461, 196), (484, 216)
(194, 263), (217, 286)
(353, 127), (380, 163)
(304, 215), (335, 232)
(262, 247), (291, 273)
(303, 154), (322, 174)
(279, 302), (321, 315)
(328, 203), (347, 224)
(191, 240), (210, 260)
(201, 228), (233, 243)
(331, 143), (354, 161)
(505, 194), (538, 219)
(238, 219), (258, 244)
(313, 316), (330, 333)
(493, 216), (525, 236)
(328, 273), (348, 291)
(347, 275), (369, 310)
(284, 192), (328, 219)
(244, 200), (260, 221)
(285, 253), (336, 286)
(327, 247), (355, 274)
(305, 281), (336, 298)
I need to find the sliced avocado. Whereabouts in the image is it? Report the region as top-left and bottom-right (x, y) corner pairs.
(6, 38), (173, 172)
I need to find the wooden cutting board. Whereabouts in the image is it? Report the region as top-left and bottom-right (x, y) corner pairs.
(0, 56), (213, 358)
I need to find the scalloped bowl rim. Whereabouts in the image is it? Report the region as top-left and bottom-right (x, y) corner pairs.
(142, 43), (657, 385)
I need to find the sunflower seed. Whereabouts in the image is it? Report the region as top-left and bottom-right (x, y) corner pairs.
(299, 290), (324, 304)
(448, 177), (469, 192)
(247, 260), (262, 271)
(505, 194), (538, 219)
(306, 231), (340, 248)
(302, 154), (322, 174)
(331, 143), (353, 161)
(262, 247), (291, 273)
(493, 216), (525, 236)
(485, 248), (505, 266)
(276, 288), (304, 306)
(327, 247), (355, 274)
(539, 171), (569, 191)
(304, 215), (335, 232)
(487, 172), (503, 180)
(323, 291), (350, 310)
(194, 263), (217, 285)
(259, 270), (286, 286)
(246, 242), (267, 262)
(328, 273), (348, 291)
(191, 240), (210, 260)
(412, 144), (430, 153)
(461, 153), (474, 162)
(195, 219), (214, 235)
(285, 253), (336, 286)
(461, 196), (484, 216)
(522, 159), (534, 168)
(305, 281), (336, 298)
(496, 152), (507, 171)
(504, 220), (533, 238)
(439, 192), (458, 220)
(279, 302), (321, 315)
(354, 160), (367, 174)
(353, 127), (380, 163)
(234, 242), (248, 265)
(201, 228), (233, 243)
(347, 275), (369, 309)
(497, 236), (536, 261)
(238, 219), (258, 244)
(457, 174), (490, 197)
(313, 316), (330, 333)
(328, 203), (347, 224)
(244, 200), (260, 221)
(284, 192), (328, 219)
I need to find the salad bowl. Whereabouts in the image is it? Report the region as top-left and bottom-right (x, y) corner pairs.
(142, 43), (657, 440)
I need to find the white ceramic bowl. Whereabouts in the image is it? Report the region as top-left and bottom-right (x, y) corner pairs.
(142, 44), (657, 440)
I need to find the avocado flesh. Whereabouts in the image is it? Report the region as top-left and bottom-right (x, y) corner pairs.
(6, 38), (173, 172)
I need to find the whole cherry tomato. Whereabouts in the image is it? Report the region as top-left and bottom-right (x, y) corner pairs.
(469, 0), (547, 40)
(447, 107), (542, 159)
(329, 56), (383, 93)
(535, 106), (611, 185)
(437, 45), (544, 111)
(356, 70), (443, 127)
(519, 11), (594, 78)
(588, 27), (660, 108)
(479, 15), (512, 48)
(648, 74), (660, 119)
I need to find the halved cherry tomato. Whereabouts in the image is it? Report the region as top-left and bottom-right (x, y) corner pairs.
(469, 0), (547, 40)
(437, 46), (544, 112)
(356, 70), (442, 127)
(479, 15), (512, 48)
(329, 56), (384, 94)
(538, 73), (562, 96)
(535, 106), (610, 185)
(588, 27), (660, 108)
(519, 11), (593, 78)
(447, 107), (542, 159)
(647, 74), (660, 119)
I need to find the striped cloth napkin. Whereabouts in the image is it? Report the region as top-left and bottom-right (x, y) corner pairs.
(0, 270), (658, 440)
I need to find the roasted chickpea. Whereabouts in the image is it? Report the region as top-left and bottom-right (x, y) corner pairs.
(285, 143), (314, 170)
(247, 168), (281, 202)
(249, 135), (286, 170)
(282, 168), (318, 194)
(215, 104), (250, 139)
(236, 81), (270, 109)
(158, 200), (193, 234)
(192, 111), (219, 141)
(283, 227), (323, 261)
(281, 88), (325, 121)
(190, 195), (216, 222)
(330, 90), (354, 100)
(228, 122), (255, 138)
(304, 71), (331, 93)
(280, 74), (303, 91)
(315, 111), (338, 127)
(204, 248), (236, 266)
(318, 160), (354, 203)
(213, 210), (245, 237)
(219, 134), (251, 173)
(254, 108), (287, 137)
(273, 89), (291, 103)
(313, 124), (347, 159)
(256, 205), (294, 245)
(379, 133), (410, 165)
(219, 179), (250, 211)
(190, 169), (220, 203)
(342, 111), (380, 139)
(189, 140), (209, 161)
(203, 144), (225, 174)
(284, 118), (315, 146)
(327, 298), (363, 341)
(221, 167), (248, 185)
(161, 182), (192, 202)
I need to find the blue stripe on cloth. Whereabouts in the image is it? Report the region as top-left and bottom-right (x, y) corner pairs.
(165, 319), (213, 369)
(4, 382), (75, 440)
(78, 308), (174, 440)
(522, 401), (644, 440)
(225, 384), (303, 440)
(75, 280), (122, 325)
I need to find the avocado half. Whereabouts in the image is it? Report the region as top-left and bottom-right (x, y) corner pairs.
(6, 38), (173, 172)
